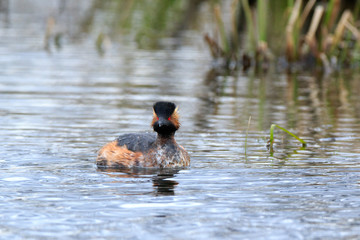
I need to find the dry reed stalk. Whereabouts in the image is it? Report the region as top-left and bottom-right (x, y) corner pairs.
(319, 52), (331, 73)
(345, 21), (360, 42)
(204, 33), (223, 58)
(305, 5), (324, 56)
(299, 0), (316, 29)
(331, 10), (353, 52)
(286, 0), (302, 61)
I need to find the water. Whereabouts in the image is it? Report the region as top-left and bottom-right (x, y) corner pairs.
(1, 1), (360, 239)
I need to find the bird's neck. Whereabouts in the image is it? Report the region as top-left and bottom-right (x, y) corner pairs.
(156, 133), (176, 145)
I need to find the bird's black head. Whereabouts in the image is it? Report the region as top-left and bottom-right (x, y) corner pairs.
(152, 101), (180, 137)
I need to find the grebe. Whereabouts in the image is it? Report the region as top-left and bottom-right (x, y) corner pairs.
(96, 101), (190, 168)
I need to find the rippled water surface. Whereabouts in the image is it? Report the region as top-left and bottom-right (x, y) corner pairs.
(1, 2), (360, 239)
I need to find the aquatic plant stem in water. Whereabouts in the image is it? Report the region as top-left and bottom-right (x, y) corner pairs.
(269, 124), (306, 153)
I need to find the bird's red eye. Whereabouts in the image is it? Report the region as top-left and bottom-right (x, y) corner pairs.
(168, 117), (171, 120)
(157, 116), (159, 120)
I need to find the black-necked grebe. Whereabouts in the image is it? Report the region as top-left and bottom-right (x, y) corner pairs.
(96, 101), (190, 168)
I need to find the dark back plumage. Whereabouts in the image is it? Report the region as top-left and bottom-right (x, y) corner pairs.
(117, 133), (156, 152)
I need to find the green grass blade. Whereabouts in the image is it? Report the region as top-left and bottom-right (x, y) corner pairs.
(257, 0), (268, 43)
(214, 4), (229, 54)
(240, 0), (256, 51)
(269, 124), (307, 153)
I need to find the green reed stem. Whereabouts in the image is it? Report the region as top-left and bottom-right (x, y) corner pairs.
(214, 5), (229, 54)
(287, 0), (295, 8)
(269, 124), (307, 152)
(230, 0), (240, 51)
(355, 1), (360, 20)
(324, 0), (335, 26)
(257, 0), (268, 43)
(324, 0), (340, 30)
(241, 0), (256, 51)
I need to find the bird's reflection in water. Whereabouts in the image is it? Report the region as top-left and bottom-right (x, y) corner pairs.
(98, 167), (179, 196)
(152, 171), (179, 196)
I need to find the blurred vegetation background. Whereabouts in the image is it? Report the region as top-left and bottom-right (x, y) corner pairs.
(86, 0), (360, 73)
(3, 0), (359, 73)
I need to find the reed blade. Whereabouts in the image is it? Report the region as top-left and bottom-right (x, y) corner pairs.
(269, 124), (307, 154)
